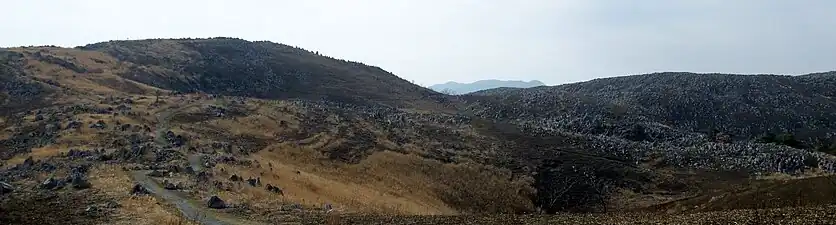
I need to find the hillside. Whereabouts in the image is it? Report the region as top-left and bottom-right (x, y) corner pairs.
(466, 72), (836, 141)
(78, 38), (452, 109)
(1, 38), (835, 224)
(0, 39), (534, 224)
(429, 80), (545, 95)
(465, 72), (836, 172)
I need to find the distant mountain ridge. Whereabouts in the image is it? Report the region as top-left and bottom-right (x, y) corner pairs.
(429, 79), (545, 94)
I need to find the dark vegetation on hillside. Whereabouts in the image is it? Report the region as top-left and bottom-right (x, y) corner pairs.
(0, 50), (50, 115)
(79, 38), (450, 108)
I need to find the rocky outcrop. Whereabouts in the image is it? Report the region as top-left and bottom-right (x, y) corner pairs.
(130, 183), (150, 195)
(246, 177), (260, 187)
(0, 181), (14, 194)
(40, 177), (65, 190)
(207, 195), (226, 209)
(266, 184), (283, 195)
(71, 174), (91, 189)
(162, 180), (181, 190)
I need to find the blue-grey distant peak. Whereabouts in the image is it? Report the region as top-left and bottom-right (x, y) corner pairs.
(429, 79), (545, 94)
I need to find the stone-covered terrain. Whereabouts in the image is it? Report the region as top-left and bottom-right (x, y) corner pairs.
(1, 38), (836, 224)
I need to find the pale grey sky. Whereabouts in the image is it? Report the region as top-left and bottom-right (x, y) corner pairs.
(2, 0), (835, 85)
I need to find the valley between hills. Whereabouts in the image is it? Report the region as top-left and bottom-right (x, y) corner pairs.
(2, 38), (836, 224)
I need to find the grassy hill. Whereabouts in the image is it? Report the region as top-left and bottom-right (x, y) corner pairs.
(1, 38), (835, 224)
(78, 38), (452, 109)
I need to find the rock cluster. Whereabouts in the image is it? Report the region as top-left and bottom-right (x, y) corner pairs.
(208, 195), (226, 209)
(0, 181), (14, 194)
(459, 73), (836, 174)
(131, 183), (150, 195)
(266, 184), (283, 195)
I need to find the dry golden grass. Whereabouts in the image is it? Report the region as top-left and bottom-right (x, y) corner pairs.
(55, 130), (101, 147)
(214, 148), (456, 215)
(207, 115), (283, 138)
(0, 56), (519, 216)
(755, 169), (832, 181)
(89, 165), (198, 225)
(0, 118), (10, 140)
(325, 212), (341, 225)
(211, 142), (533, 215)
(13, 48), (165, 96)
(344, 151), (534, 214)
(650, 175), (836, 214)
(3, 144), (67, 168)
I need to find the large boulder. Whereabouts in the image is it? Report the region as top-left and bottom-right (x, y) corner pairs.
(164, 131), (186, 147)
(0, 182), (14, 194)
(66, 149), (93, 159)
(40, 177), (65, 190)
(119, 124), (132, 132)
(229, 174), (241, 182)
(163, 180), (179, 190)
(207, 195), (226, 209)
(89, 120), (107, 129)
(266, 184), (283, 195)
(130, 183), (150, 195)
(184, 166), (196, 175)
(21, 157), (35, 168)
(196, 171), (211, 182)
(85, 205), (100, 217)
(71, 175), (92, 189)
(66, 121), (83, 129)
(246, 177), (260, 187)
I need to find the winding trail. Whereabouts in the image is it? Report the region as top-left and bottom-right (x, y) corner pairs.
(131, 170), (231, 225)
(129, 102), (260, 225)
(188, 154), (205, 172)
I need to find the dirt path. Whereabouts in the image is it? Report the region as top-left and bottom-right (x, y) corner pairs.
(134, 102), (260, 225)
(131, 170), (232, 225)
(188, 154), (205, 172)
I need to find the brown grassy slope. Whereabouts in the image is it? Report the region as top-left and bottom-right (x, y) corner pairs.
(130, 90), (536, 214)
(177, 105), (533, 215)
(7, 41), (832, 223)
(650, 175), (836, 213)
(245, 146), (530, 215)
(5, 41), (668, 217)
(9, 47), (165, 96)
(1, 44), (534, 217)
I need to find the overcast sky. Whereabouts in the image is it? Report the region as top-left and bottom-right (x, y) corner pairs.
(3, 0), (835, 85)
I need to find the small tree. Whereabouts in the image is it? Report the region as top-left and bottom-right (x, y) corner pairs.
(533, 159), (612, 214)
(153, 90), (162, 104)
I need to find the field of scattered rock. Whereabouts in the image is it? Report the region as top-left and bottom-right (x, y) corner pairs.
(3, 39), (836, 224)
